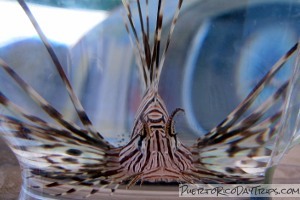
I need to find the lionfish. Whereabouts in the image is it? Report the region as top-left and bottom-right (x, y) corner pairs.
(0, 0), (298, 198)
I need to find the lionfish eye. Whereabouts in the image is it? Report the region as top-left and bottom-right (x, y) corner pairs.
(137, 137), (143, 149)
(138, 130), (147, 149)
(173, 133), (178, 150)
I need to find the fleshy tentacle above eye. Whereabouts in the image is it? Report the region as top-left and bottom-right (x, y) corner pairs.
(191, 42), (299, 180)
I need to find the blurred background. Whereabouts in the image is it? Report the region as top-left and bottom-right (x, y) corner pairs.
(1, 0), (300, 199)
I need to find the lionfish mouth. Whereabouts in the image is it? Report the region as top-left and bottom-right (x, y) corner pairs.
(129, 167), (191, 185)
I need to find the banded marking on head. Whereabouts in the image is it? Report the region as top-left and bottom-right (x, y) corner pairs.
(17, 0), (101, 141)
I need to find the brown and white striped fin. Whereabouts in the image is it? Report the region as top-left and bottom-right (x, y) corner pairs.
(0, 90), (61, 129)
(145, 0), (150, 40)
(26, 171), (118, 197)
(0, 115), (122, 197)
(17, 0), (101, 141)
(26, 176), (119, 198)
(150, 0), (165, 83)
(155, 0), (183, 87)
(192, 42), (299, 179)
(123, 0), (150, 87)
(0, 89), (105, 145)
(0, 59), (110, 146)
(203, 42), (298, 140)
(123, 0), (183, 91)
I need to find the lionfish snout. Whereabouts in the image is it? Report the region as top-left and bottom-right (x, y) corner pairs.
(138, 164), (189, 183)
(119, 126), (194, 185)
